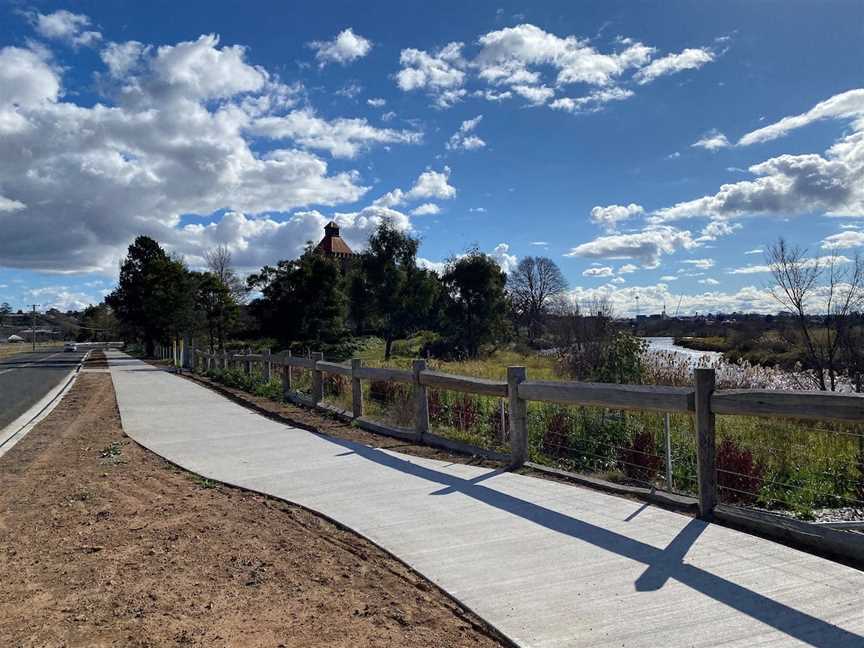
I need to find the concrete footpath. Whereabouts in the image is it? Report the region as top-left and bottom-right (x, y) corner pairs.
(107, 351), (864, 647)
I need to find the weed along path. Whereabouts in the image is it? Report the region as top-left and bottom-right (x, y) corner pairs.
(107, 351), (864, 648)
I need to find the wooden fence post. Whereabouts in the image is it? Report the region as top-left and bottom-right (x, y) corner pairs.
(695, 367), (717, 518)
(222, 350), (228, 371)
(413, 359), (429, 440)
(243, 351), (251, 376)
(311, 351), (324, 404)
(508, 366), (528, 467)
(351, 358), (363, 419)
(263, 349), (272, 382)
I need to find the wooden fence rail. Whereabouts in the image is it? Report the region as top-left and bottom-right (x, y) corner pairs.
(187, 345), (864, 524)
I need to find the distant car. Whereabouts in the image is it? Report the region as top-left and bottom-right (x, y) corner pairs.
(64, 342), (78, 352)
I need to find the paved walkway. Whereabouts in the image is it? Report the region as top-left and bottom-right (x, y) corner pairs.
(107, 352), (864, 647)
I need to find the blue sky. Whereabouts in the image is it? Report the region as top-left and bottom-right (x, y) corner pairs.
(0, 0), (862, 315)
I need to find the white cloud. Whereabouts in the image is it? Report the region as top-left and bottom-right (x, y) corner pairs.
(475, 24), (653, 88)
(417, 258), (447, 274)
(565, 226), (696, 268)
(0, 35), (385, 273)
(659, 275), (677, 281)
(397, 24), (718, 113)
(308, 28), (372, 67)
(739, 88), (864, 146)
(491, 242), (518, 273)
(699, 278), (720, 285)
(250, 108), (422, 158)
(744, 248), (763, 255)
(101, 41), (150, 78)
(367, 97), (386, 107)
(590, 203), (644, 231)
(565, 282), (780, 317)
(372, 166), (456, 208)
(550, 87), (634, 113)
(692, 129), (730, 150)
(0, 195), (26, 211)
(618, 263), (639, 274)
(33, 10), (102, 47)
(469, 207), (488, 213)
(582, 266), (614, 277)
(821, 231), (864, 249)
(0, 46), (60, 112)
(681, 258), (715, 270)
(446, 115), (486, 150)
(27, 286), (100, 311)
(728, 255), (850, 274)
(411, 202), (440, 215)
(406, 166), (456, 201)
(529, 240), (547, 245)
(396, 42), (467, 108)
(511, 83), (555, 105)
(633, 47), (715, 85)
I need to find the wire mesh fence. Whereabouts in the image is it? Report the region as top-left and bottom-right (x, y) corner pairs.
(427, 389), (509, 453)
(525, 403), (698, 492)
(714, 414), (864, 518)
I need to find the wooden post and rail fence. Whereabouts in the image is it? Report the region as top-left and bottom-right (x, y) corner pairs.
(175, 342), (864, 562)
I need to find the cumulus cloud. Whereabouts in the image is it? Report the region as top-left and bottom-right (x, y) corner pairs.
(821, 230), (864, 249)
(590, 203), (644, 231)
(446, 115), (486, 150)
(395, 24), (719, 113)
(32, 10), (102, 47)
(406, 166), (457, 201)
(411, 203), (440, 215)
(692, 129), (730, 150)
(564, 282), (779, 317)
(367, 97), (386, 107)
(372, 166), (456, 208)
(491, 242), (518, 273)
(0, 32), (415, 273)
(633, 48), (715, 84)
(699, 277), (720, 285)
(308, 28), (372, 67)
(395, 42), (467, 108)
(250, 108), (422, 158)
(565, 226), (696, 268)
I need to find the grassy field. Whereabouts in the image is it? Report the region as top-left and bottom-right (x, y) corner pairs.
(0, 341), (63, 359)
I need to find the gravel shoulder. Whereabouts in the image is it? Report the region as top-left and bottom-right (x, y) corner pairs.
(0, 357), (506, 647)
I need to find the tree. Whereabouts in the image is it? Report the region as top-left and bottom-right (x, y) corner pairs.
(766, 238), (864, 391)
(78, 304), (119, 342)
(0, 302), (11, 327)
(106, 236), (197, 355)
(508, 256), (568, 343)
(203, 244), (244, 349)
(439, 250), (509, 358)
(357, 221), (439, 359)
(194, 272), (238, 351)
(247, 247), (347, 347)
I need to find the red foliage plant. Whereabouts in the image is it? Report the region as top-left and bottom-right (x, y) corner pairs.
(716, 438), (765, 504)
(618, 431), (662, 484)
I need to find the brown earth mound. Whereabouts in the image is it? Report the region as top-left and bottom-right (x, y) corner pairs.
(0, 373), (505, 648)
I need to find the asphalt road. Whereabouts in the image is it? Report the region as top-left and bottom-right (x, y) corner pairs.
(0, 349), (86, 430)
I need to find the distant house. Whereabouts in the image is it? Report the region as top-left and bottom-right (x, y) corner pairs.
(314, 221), (356, 271)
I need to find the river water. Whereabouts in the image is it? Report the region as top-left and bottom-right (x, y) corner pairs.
(643, 336), (723, 365)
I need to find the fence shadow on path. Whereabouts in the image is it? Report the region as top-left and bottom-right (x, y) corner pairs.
(319, 433), (860, 648)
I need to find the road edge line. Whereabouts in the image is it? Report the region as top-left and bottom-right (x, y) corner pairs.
(0, 351), (91, 459)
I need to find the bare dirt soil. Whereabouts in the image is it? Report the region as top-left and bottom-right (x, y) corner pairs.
(0, 362), (505, 647)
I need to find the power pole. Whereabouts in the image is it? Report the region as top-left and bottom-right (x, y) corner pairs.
(31, 304), (37, 352)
